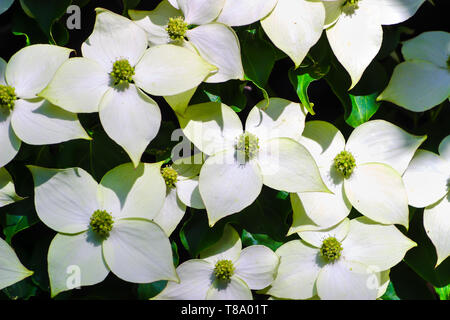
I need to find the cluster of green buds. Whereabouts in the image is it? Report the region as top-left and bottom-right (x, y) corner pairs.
(343, 0), (359, 14)
(0, 85), (17, 112)
(320, 237), (343, 262)
(236, 132), (260, 162)
(214, 259), (235, 281)
(161, 166), (178, 189)
(90, 210), (114, 238)
(111, 59), (135, 85)
(166, 16), (188, 42)
(334, 150), (356, 178)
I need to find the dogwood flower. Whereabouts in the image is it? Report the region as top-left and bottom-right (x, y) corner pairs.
(0, 237), (33, 290)
(28, 163), (178, 297)
(323, 0), (425, 88)
(179, 98), (329, 226)
(0, 168), (23, 207)
(402, 135), (450, 266)
(266, 217), (416, 300)
(0, 44), (90, 167)
(129, 0), (245, 83)
(261, 0), (326, 68)
(290, 120), (425, 232)
(154, 224), (279, 300)
(40, 8), (215, 167)
(154, 156), (205, 236)
(378, 31), (450, 112)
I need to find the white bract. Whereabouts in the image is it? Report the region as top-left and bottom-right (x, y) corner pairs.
(28, 163), (178, 297)
(266, 217), (416, 300)
(402, 135), (450, 266)
(261, 0), (326, 68)
(291, 120), (425, 231)
(378, 31), (450, 112)
(0, 44), (90, 167)
(154, 156), (205, 236)
(179, 98), (329, 226)
(323, 0), (425, 88)
(0, 237), (33, 290)
(154, 224), (279, 300)
(0, 168), (23, 207)
(129, 0), (245, 84)
(40, 8), (215, 167)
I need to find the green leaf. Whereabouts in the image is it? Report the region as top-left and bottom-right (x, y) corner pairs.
(288, 34), (331, 115)
(19, 0), (72, 45)
(380, 282), (400, 300)
(241, 229), (283, 252)
(404, 209), (450, 288)
(136, 281), (167, 300)
(326, 59), (387, 128)
(0, 198), (38, 244)
(192, 81), (247, 113)
(2, 278), (37, 300)
(390, 261), (436, 300)
(435, 284), (450, 300)
(11, 6), (48, 45)
(122, 0), (141, 16)
(179, 210), (225, 258)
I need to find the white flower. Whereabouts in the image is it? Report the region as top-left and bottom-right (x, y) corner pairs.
(28, 163), (178, 297)
(261, 0), (326, 68)
(402, 135), (450, 266)
(323, 0), (425, 88)
(0, 168), (23, 207)
(378, 31), (450, 112)
(39, 8), (215, 167)
(129, 0), (245, 83)
(154, 224), (279, 300)
(154, 156), (206, 236)
(291, 120), (425, 231)
(0, 44), (90, 167)
(179, 98), (329, 226)
(0, 237), (33, 290)
(266, 217), (416, 300)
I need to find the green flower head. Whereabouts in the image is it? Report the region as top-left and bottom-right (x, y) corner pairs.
(90, 210), (114, 238)
(320, 237), (343, 262)
(0, 85), (17, 112)
(334, 150), (356, 178)
(236, 132), (260, 162)
(166, 17), (188, 42)
(111, 59), (135, 85)
(214, 259), (235, 281)
(161, 166), (178, 189)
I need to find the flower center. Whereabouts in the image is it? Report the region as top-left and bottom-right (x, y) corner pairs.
(334, 150), (356, 178)
(0, 85), (17, 112)
(236, 132), (259, 162)
(90, 210), (114, 238)
(320, 237), (343, 262)
(166, 17), (188, 42)
(214, 259), (234, 281)
(342, 0), (360, 15)
(161, 166), (178, 189)
(111, 59), (135, 85)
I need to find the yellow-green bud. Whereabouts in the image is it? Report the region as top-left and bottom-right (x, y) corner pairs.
(343, 0), (359, 14)
(236, 132), (259, 162)
(320, 237), (343, 262)
(111, 59), (135, 85)
(0, 85), (17, 112)
(334, 150), (356, 178)
(161, 166), (178, 189)
(90, 210), (114, 238)
(214, 259), (234, 281)
(166, 17), (188, 42)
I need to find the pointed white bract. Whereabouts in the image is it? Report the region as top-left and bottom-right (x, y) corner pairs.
(129, 0), (243, 84)
(378, 31), (450, 111)
(154, 224), (279, 300)
(179, 98), (328, 226)
(0, 237), (33, 290)
(292, 120), (425, 231)
(0, 168), (23, 208)
(0, 46), (90, 167)
(266, 217), (416, 300)
(323, 0), (425, 89)
(40, 8), (215, 167)
(28, 163), (178, 297)
(403, 135), (450, 266)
